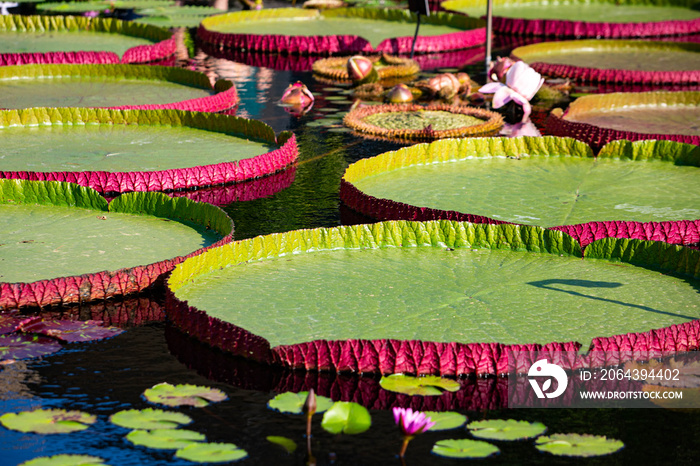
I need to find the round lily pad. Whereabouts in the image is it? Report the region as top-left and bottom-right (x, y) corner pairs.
(0, 334), (62, 360)
(343, 103), (503, 141)
(421, 411), (467, 431)
(546, 91), (700, 150)
(0, 108), (297, 194)
(109, 408), (192, 430)
(0, 64), (238, 112)
(0, 14), (175, 65)
(321, 401), (371, 434)
(174, 442), (247, 463)
(441, 0), (700, 38)
(0, 408), (96, 434)
(143, 382), (227, 407)
(467, 419), (547, 441)
(18, 454), (108, 466)
(198, 7), (485, 55)
(379, 374), (461, 396)
(126, 428), (206, 449)
(340, 137), (700, 238)
(534, 433), (624, 457)
(0, 179), (233, 310)
(432, 438), (500, 459)
(512, 40), (700, 85)
(312, 55), (420, 84)
(267, 391), (334, 414)
(166, 220), (700, 376)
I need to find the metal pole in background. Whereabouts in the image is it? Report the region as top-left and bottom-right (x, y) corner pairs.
(410, 13), (421, 59)
(408, 0), (430, 59)
(485, 0), (493, 81)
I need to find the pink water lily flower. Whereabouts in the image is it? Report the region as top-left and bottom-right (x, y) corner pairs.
(393, 407), (436, 457)
(479, 60), (544, 123)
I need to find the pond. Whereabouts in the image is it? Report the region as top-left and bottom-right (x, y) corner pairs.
(1, 21), (700, 466)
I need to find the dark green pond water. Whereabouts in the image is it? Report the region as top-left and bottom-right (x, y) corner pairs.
(1, 16), (700, 466)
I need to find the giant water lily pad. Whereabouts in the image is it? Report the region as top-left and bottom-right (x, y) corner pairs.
(535, 433), (624, 457)
(143, 382), (227, 407)
(134, 6), (223, 28)
(166, 220), (700, 376)
(198, 8), (485, 55)
(0, 108), (297, 194)
(340, 137), (700, 240)
(512, 40), (700, 85)
(441, 0), (700, 38)
(0, 15), (175, 65)
(312, 55), (420, 84)
(546, 91), (700, 150)
(0, 179), (233, 309)
(0, 64), (237, 112)
(343, 103), (503, 141)
(0, 408), (96, 433)
(109, 408), (192, 430)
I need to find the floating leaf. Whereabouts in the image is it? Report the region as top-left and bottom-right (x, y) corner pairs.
(20, 319), (124, 343)
(266, 436), (297, 453)
(267, 391), (333, 414)
(535, 433), (624, 457)
(174, 442), (248, 463)
(321, 401), (371, 435)
(109, 408), (192, 430)
(143, 382), (227, 407)
(0, 409), (96, 434)
(468, 419), (547, 441)
(422, 411), (467, 431)
(126, 429), (205, 450)
(0, 334), (62, 361)
(380, 374), (461, 396)
(432, 438), (500, 459)
(0, 314), (39, 335)
(18, 454), (108, 466)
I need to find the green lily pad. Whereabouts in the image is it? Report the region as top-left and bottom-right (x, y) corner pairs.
(0, 409), (96, 434)
(109, 408), (192, 430)
(321, 401), (371, 435)
(126, 429), (206, 450)
(174, 442), (248, 463)
(379, 374), (461, 396)
(535, 433), (624, 457)
(422, 411), (467, 431)
(432, 438), (500, 459)
(467, 419), (547, 441)
(0, 64), (215, 110)
(344, 137), (700, 228)
(143, 382), (227, 407)
(267, 391), (334, 414)
(266, 436), (297, 453)
(18, 455), (108, 466)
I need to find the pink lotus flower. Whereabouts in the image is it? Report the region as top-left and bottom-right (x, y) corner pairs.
(489, 56), (516, 82)
(479, 60), (544, 123)
(393, 407), (436, 457)
(279, 82), (314, 115)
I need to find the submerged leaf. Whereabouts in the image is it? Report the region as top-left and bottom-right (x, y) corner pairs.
(468, 419), (547, 441)
(266, 436), (297, 453)
(143, 382), (227, 407)
(109, 408), (192, 430)
(432, 438), (500, 459)
(421, 411), (467, 431)
(18, 454), (108, 466)
(267, 391), (333, 415)
(20, 319), (124, 343)
(0, 409), (96, 434)
(0, 334), (62, 361)
(174, 442), (248, 463)
(535, 433), (624, 457)
(380, 374), (461, 396)
(126, 429), (205, 450)
(321, 401), (371, 435)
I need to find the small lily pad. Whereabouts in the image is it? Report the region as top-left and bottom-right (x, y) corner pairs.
(422, 411), (467, 431)
(20, 319), (124, 343)
(18, 454), (108, 466)
(143, 382), (227, 407)
(0, 334), (62, 361)
(126, 429), (206, 450)
(468, 419), (547, 441)
(174, 442), (248, 463)
(432, 438), (500, 459)
(379, 374), (461, 396)
(321, 401), (371, 435)
(0, 409), (96, 434)
(267, 391), (334, 414)
(266, 436), (297, 453)
(109, 408), (192, 430)
(535, 433), (624, 457)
